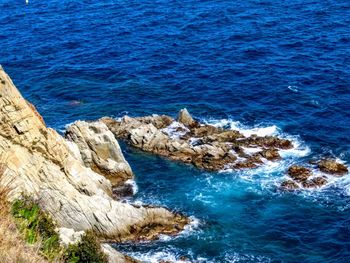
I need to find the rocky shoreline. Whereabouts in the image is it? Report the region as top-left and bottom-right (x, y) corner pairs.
(0, 67), (188, 262)
(101, 109), (293, 172)
(0, 66), (348, 262)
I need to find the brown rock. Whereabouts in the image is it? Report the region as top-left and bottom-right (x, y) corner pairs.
(191, 125), (220, 137)
(318, 159), (348, 176)
(260, 149), (281, 161)
(302, 177), (327, 188)
(288, 165), (312, 182)
(209, 130), (243, 142)
(248, 136), (293, 149)
(281, 180), (299, 190)
(177, 108), (199, 128)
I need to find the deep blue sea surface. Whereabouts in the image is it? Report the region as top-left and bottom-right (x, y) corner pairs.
(1, 1), (350, 262)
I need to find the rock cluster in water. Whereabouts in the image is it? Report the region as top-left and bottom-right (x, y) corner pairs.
(101, 109), (293, 172)
(100, 109), (348, 192)
(282, 159), (348, 190)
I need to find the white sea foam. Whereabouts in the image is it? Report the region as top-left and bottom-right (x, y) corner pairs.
(125, 179), (139, 194)
(242, 147), (263, 154)
(205, 118), (278, 138)
(181, 216), (201, 236)
(161, 121), (189, 139)
(128, 248), (211, 263)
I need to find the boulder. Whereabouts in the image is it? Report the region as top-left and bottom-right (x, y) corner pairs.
(177, 108), (198, 128)
(302, 177), (328, 188)
(260, 149), (281, 161)
(318, 159), (348, 176)
(287, 165), (312, 182)
(65, 121), (133, 188)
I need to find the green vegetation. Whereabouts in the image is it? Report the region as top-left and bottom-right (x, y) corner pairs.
(11, 198), (62, 260)
(11, 197), (108, 263)
(64, 230), (108, 263)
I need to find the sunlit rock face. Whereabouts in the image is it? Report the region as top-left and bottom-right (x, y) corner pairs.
(0, 67), (188, 246)
(101, 109), (293, 172)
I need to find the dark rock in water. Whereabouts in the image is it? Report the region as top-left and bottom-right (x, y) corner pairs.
(281, 180), (299, 190)
(113, 183), (134, 198)
(288, 165), (312, 182)
(318, 159), (348, 176)
(245, 136), (293, 150)
(260, 148), (281, 161)
(302, 177), (328, 188)
(283, 165), (329, 190)
(179, 255), (191, 262)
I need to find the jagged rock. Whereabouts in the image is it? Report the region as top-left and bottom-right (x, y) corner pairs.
(101, 112), (294, 172)
(318, 159), (348, 176)
(65, 121), (133, 188)
(302, 177), (328, 188)
(260, 149), (281, 161)
(282, 165), (329, 190)
(177, 108), (198, 128)
(287, 165), (312, 182)
(0, 68), (188, 249)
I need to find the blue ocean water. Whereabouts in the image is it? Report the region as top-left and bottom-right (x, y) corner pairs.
(1, 0), (350, 262)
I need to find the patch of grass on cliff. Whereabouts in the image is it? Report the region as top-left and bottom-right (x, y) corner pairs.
(64, 230), (108, 263)
(11, 198), (107, 263)
(11, 198), (62, 260)
(0, 162), (47, 262)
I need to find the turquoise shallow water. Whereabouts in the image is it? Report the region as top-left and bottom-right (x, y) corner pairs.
(1, 0), (350, 262)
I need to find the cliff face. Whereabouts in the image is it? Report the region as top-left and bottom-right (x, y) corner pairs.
(0, 68), (187, 254)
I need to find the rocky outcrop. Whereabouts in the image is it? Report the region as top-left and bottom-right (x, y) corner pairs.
(0, 67), (188, 262)
(281, 160), (348, 190)
(318, 159), (348, 176)
(177, 108), (198, 128)
(280, 165), (328, 190)
(101, 110), (293, 172)
(65, 121), (133, 189)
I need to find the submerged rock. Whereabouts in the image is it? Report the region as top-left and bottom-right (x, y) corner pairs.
(318, 159), (348, 176)
(302, 177), (328, 188)
(101, 109), (294, 172)
(280, 180), (300, 190)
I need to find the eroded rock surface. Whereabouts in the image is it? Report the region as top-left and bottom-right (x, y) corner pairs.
(101, 110), (293, 172)
(0, 68), (188, 260)
(65, 121), (134, 189)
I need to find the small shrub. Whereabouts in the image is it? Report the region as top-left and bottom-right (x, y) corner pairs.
(64, 230), (107, 263)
